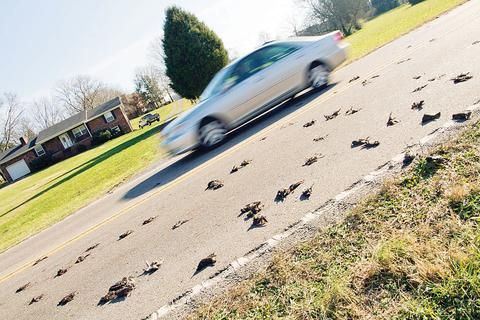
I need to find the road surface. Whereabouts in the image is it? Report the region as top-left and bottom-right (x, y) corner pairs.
(1, 1), (480, 319)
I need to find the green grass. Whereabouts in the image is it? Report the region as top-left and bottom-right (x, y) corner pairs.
(345, 0), (467, 63)
(0, 99), (192, 252)
(188, 123), (480, 319)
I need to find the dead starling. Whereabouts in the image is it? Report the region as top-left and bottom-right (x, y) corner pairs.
(475, 99), (480, 105)
(313, 134), (328, 142)
(142, 216), (157, 225)
(413, 75), (422, 80)
(118, 230), (133, 240)
(85, 243), (100, 252)
(411, 100), (425, 111)
(422, 112), (441, 125)
(345, 107), (361, 115)
(55, 268), (68, 278)
(99, 277), (136, 305)
(260, 137), (267, 141)
(349, 76), (360, 83)
(428, 77), (436, 82)
(426, 155), (446, 166)
(324, 109), (341, 121)
(194, 253), (216, 275)
(205, 180), (224, 191)
(387, 113), (400, 126)
(403, 152), (416, 168)
(29, 294), (44, 305)
(252, 215), (268, 227)
(143, 260), (162, 275)
(397, 58), (411, 64)
(301, 186), (313, 200)
(58, 292), (76, 306)
(75, 254), (90, 264)
(303, 155), (324, 166)
(362, 79), (371, 86)
(451, 72), (473, 84)
(412, 84), (428, 93)
(240, 202), (264, 217)
(363, 139), (380, 149)
(371, 75), (380, 79)
(473, 40), (480, 45)
(289, 181), (304, 192)
(230, 160), (252, 173)
(275, 189), (291, 202)
(429, 38), (436, 42)
(351, 137), (370, 148)
(16, 282), (31, 294)
(172, 219), (190, 230)
(452, 112), (472, 122)
(33, 256), (48, 266)
(303, 120), (316, 128)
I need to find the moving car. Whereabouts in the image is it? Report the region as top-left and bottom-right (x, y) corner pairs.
(139, 113), (160, 129)
(161, 31), (349, 155)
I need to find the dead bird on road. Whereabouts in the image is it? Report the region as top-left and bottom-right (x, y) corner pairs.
(275, 181), (304, 202)
(33, 256), (48, 266)
(205, 180), (224, 191)
(303, 120), (316, 128)
(412, 84), (428, 93)
(98, 277), (136, 305)
(194, 253), (216, 275)
(85, 243), (100, 252)
(324, 109), (341, 121)
(230, 160), (252, 173)
(172, 219), (190, 230)
(29, 294), (44, 305)
(403, 152), (416, 168)
(240, 201), (264, 218)
(387, 113), (400, 126)
(303, 154), (324, 167)
(452, 111), (472, 122)
(345, 107), (361, 116)
(16, 282), (31, 294)
(55, 268), (68, 278)
(75, 254), (90, 264)
(422, 112), (441, 125)
(143, 260), (162, 275)
(349, 76), (360, 83)
(351, 137), (370, 148)
(118, 230), (133, 241)
(251, 215), (268, 228)
(313, 134), (329, 142)
(142, 216), (157, 225)
(411, 100), (425, 111)
(58, 292), (76, 306)
(451, 72), (473, 84)
(300, 185), (313, 200)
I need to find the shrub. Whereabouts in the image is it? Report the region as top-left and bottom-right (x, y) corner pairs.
(372, 0), (400, 14)
(92, 130), (112, 146)
(30, 155), (53, 171)
(163, 6), (229, 99)
(408, 0), (425, 5)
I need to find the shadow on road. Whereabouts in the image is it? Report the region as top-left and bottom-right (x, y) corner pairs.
(123, 85), (336, 200)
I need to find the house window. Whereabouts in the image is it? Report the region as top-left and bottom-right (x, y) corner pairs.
(104, 111), (115, 123)
(72, 125), (89, 139)
(59, 133), (74, 149)
(111, 126), (121, 135)
(34, 144), (46, 157)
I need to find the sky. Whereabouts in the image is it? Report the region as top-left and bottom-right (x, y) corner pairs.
(0, 0), (306, 103)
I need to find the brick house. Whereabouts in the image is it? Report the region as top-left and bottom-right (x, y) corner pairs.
(0, 97), (132, 183)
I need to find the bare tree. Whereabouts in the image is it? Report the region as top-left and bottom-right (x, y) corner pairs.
(31, 96), (65, 130)
(148, 37), (175, 102)
(0, 92), (24, 151)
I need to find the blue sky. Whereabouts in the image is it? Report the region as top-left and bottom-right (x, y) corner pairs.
(0, 0), (304, 102)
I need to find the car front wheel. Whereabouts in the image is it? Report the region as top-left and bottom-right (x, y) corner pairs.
(199, 119), (227, 149)
(308, 62), (330, 90)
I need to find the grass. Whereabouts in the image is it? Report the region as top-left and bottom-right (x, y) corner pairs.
(0, 99), (192, 252)
(0, 0), (466, 252)
(345, 0), (467, 63)
(187, 121), (480, 319)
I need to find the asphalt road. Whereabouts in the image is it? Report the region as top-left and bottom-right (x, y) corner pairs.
(1, 2), (480, 319)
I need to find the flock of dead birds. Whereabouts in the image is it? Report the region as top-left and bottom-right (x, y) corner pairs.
(14, 48), (477, 311)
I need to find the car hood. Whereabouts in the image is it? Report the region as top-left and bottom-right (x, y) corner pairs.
(161, 100), (204, 135)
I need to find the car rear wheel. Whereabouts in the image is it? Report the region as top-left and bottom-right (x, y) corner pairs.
(308, 63), (330, 90)
(199, 119), (227, 149)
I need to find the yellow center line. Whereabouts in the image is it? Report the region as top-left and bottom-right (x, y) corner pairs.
(0, 21), (465, 284)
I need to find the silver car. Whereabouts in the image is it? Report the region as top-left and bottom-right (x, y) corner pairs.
(161, 31), (349, 155)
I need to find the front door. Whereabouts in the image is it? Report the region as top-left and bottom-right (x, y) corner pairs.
(59, 133), (74, 149)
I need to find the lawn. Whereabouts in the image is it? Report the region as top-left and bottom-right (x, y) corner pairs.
(0, 0), (466, 253)
(346, 0), (467, 63)
(188, 119), (480, 319)
(0, 99), (192, 252)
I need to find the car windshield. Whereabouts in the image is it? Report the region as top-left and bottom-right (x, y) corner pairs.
(199, 65), (234, 102)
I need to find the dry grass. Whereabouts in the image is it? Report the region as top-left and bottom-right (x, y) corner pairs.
(188, 122), (480, 319)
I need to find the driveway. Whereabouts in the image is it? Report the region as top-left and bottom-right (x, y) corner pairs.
(1, 1), (480, 319)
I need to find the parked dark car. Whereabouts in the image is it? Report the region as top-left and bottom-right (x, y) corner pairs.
(139, 113), (160, 129)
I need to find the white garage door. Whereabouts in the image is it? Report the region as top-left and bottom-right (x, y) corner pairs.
(6, 159), (31, 181)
